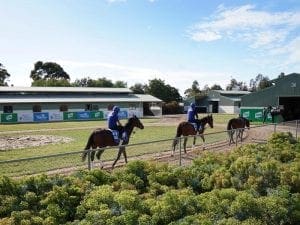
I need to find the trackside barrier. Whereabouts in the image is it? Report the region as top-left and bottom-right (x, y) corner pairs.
(0, 120), (299, 177)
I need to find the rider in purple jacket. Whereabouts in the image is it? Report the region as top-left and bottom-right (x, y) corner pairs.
(107, 106), (127, 141)
(187, 103), (200, 131)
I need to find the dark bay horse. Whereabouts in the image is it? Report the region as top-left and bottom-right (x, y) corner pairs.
(82, 115), (144, 168)
(172, 114), (213, 155)
(227, 117), (250, 145)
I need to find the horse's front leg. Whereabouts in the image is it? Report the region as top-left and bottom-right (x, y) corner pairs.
(171, 138), (178, 156)
(192, 136), (196, 148)
(112, 146), (125, 169)
(183, 137), (188, 154)
(228, 130), (234, 145)
(200, 134), (205, 150)
(122, 147), (128, 164)
(96, 148), (105, 169)
(240, 130), (244, 142)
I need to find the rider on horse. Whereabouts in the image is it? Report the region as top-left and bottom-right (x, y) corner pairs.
(107, 106), (127, 141)
(187, 103), (201, 131)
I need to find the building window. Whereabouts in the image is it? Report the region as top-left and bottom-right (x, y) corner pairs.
(85, 104), (92, 111)
(60, 104), (68, 112)
(92, 104), (99, 111)
(3, 105), (13, 113)
(33, 105), (41, 112)
(107, 104), (114, 111)
(129, 104), (136, 110)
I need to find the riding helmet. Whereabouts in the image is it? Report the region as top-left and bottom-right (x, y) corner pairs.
(113, 106), (120, 113)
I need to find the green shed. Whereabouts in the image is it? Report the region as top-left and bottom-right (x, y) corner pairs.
(241, 73), (300, 122)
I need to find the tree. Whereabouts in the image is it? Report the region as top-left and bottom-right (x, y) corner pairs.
(0, 63), (11, 86)
(93, 77), (114, 87)
(72, 77), (94, 87)
(226, 78), (248, 91)
(210, 84), (223, 90)
(184, 80), (201, 98)
(30, 61), (70, 86)
(72, 77), (114, 87)
(144, 78), (182, 102)
(130, 83), (145, 94)
(32, 79), (71, 87)
(249, 74), (272, 92)
(114, 80), (127, 88)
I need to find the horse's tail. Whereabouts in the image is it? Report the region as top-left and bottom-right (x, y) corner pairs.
(82, 132), (94, 161)
(172, 123), (183, 150)
(175, 123), (183, 137)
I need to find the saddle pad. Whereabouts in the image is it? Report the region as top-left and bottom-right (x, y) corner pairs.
(109, 129), (120, 144)
(191, 123), (197, 131)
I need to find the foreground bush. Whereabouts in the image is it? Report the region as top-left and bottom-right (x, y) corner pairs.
(0, 132), (299, 225)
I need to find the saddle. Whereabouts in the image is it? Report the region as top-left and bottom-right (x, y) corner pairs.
(109, 129), (120, 144)
(189, 122), (201, 131)
(108, 129), (128, 144)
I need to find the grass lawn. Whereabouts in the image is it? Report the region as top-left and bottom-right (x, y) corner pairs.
(0, 114), (239, 177)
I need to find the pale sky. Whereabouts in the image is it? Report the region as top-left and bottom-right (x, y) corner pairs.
(1, 0), (300, 95)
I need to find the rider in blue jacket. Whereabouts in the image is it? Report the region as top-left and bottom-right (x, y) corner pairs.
(187, 103), (200, 131)
(107, 106), (127, 141)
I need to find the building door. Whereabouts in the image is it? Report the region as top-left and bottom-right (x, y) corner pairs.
(209, 101), (219, 113)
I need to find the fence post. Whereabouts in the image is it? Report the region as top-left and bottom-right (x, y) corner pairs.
(179, 137), (182, 166)
(87, 149), (91, 171)
(235, 129), (238, 147)
(296, 120), (298, 139)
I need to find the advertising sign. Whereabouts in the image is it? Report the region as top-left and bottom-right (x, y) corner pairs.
(118, 110), (128, 119)
(128, 110), (141, 118)
(33, 112), (49, 122)
(1, 113), (18, 123)
(49, 112), (63, 121)
(242, 110), (250, 119)
(76, 111), (90, 120)
(90, 111), (104, 120)
(18, 112), (33, 123)
(63, 112), (77, 120)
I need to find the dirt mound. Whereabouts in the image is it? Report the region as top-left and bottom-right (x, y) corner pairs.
(0, 135), (74, 151)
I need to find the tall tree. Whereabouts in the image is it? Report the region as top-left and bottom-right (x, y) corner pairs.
(184, 80), (201, 98)
(130, 83), (145, 94)
(72, 77), (126, 88)
(32, 79), (71, 87)
(0, 63), (11, 86)
(226, 78), (248, 91)
(72, 77), (93, 87)
(30, 61), (70, 82)
(249, 74), (272, 92)
(93, 77), (114, 87)
(210, 84), (223, 90)
(114, 80), (127, 88)
(144, 78), (182, 102)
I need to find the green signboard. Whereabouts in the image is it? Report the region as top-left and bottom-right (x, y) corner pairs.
(90, 111), (104, 120)
(63, 112), (77, 121)
(1, 113), (18, 123)
(240, 108), (283, 123)
(240, 108), (265, 122)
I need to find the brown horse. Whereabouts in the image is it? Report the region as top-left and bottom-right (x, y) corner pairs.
(227, 117), (250, 145)
(172, 114), (213, 155)
(82, 115), (144, 168)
